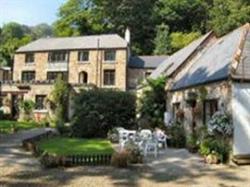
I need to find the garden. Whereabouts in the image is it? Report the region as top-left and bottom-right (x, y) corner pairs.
(1, 77), (234, 168)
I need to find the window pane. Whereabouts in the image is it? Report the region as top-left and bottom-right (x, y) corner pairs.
(21, 71), (35, 81)
(204, 100), (218, 124)
(104, 70), (115, 85)
(47, 72), (68, 81)
(48, 51), (68, 62)
(25, 53), (34, 63)
(78, 51), (89, 61)
(35, 95), (46, 110)
(104, 50), (116, 61)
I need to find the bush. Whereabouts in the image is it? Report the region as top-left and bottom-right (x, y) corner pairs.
(111, 151), (129, 168)
(207, 111), (233, 138)
(19, 100), (35, 121)
(186, 134), (199, 153)
(124, 139), (143, 164)
(199, 137), (231, 163)
(71, 88), (136, 138)
(167, 122), (186, 148)
(107, 128), (120, 143)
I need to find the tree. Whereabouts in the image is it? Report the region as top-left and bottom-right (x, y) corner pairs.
(47, 76), (70, 127)
(153, 24), (171, 55)
(170, 32), (201, 53)
(209, 0), (250, 36)
(138, 76), (166, 129)
(31, 23), (53, 39)
(54, 0), (158, 54)
(156, 0), (209, 33)
(53, 0), (105, 37)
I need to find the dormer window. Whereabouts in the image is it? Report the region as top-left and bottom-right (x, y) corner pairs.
(78, 51), (89, 62)
(48, 51), (68, 63)
(25, 53), (34, 63)
(104, 50), (116, 62)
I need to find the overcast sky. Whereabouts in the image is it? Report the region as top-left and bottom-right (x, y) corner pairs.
(0, 0), (66, 26)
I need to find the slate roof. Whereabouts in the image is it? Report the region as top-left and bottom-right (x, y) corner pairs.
(150, 32), (212, 79)
(172, 26), (243, 90)
(16, 34), (128, 52)
(233, 28), (250, 80)
(128, 56), (168, 68)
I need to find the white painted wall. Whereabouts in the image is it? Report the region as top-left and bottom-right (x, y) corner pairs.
(232, 83), (250, 155)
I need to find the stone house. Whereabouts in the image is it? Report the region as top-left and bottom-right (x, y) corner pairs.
(0, 32), (165, 120)
(150, 23), (250, 157)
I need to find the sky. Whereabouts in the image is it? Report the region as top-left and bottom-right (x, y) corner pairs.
(0, 0), (66, 26)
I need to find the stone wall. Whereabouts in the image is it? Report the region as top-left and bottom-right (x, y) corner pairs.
(167, 81), (232, 133)
(14, 48), (127, 91)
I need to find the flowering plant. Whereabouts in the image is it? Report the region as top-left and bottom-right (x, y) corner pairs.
(207, 111), (233, 138)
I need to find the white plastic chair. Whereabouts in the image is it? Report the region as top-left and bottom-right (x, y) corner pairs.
(119, 130), (129, 151)
(139, 129), (158, 158)
(144, 139), (158, 158)
(139, 129), (152, 141)
(154, 130), (168, 149)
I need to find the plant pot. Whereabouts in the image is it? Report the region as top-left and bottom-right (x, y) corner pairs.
(205, 154), (219, 164)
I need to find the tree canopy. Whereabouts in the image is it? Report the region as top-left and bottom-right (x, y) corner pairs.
(1, 0), (250, 66)
(0, 22), (52, 66)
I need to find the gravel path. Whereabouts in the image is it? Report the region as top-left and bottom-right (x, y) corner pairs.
(0, 131), (249, 187)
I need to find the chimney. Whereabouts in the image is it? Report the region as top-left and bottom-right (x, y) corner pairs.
(125, 27), (131, 44)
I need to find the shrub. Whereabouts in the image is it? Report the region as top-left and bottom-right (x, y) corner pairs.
(107, 128), (120, 143)
(39, 152), (61, 168)
(19, 100), (35, 121)
(186, 134), (199, 153)
(167, 122), (186, 148)
(207, 111), (233, 138)
(124, 139), (143, 164)
(47, 76), (70, 129)
(111, 151), (129, 168)
(71, 88), (136, 138)
(199, 137), (231, 163)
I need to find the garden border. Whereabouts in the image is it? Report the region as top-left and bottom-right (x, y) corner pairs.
(22, 132), (112, 167)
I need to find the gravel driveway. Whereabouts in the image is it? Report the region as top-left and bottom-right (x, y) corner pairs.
(0, 130), (249, 187)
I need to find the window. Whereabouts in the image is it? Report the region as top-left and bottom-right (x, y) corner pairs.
(25, 53), (35, 63)
(47, 72), (68, 81)
(104, 50), (116, 61)
(35, 95), (46, 110)
(145, 72), (151, 78)
(48, 51), (68, 62)
(3, 71), (10, 81)
(172, 102), (180, 119)
(79, 71), (88, 84)
(203, 99), (218, 124)
(78, 51), (89, 62)
(104, 70), (115, 85)
(21, 71), (35, 82)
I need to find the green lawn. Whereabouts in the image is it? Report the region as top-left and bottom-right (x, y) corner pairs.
(38, 137), (114, 156)
(0, 120), (42, 134)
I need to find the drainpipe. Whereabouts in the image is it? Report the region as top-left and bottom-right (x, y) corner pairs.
(96, 39), (100, 87)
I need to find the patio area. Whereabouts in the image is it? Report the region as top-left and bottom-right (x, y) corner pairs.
(0, 129), (250, 187)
